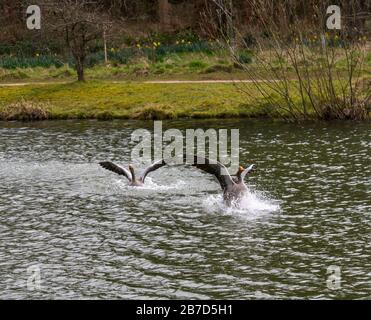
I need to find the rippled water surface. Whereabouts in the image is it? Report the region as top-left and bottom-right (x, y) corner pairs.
(0, 119), (369, 299)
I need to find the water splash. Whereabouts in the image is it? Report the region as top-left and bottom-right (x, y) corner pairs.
(114, 177), (186, 191)
(203, 188), (280, 219)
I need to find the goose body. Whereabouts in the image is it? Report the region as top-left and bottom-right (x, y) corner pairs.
(191, 156), (255, 206)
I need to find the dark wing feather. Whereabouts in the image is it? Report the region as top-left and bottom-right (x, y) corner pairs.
(191, 156), (234, 190)
(140, 159), (166, 183)
(99, 161), (132, 181)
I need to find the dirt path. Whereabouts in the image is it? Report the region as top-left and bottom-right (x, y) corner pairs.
(0, 82), (69, 87)
(141, 80), (271, 84)
(0, 79), (278, 87)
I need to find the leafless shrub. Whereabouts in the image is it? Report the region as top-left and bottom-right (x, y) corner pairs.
(209, 0), (370, 121)
(41, 0), (111, 81)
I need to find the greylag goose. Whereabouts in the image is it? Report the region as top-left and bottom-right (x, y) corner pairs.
(99, 159), (166, 186)
(190, 156), (255, 206)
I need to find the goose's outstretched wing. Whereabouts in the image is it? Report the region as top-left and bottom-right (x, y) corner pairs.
(99, 161), (132, 181)
(190, 155), (235, 190)
(140, 159), (166, 183)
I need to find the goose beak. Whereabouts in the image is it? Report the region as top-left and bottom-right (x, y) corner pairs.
(246, 164), (255, 173)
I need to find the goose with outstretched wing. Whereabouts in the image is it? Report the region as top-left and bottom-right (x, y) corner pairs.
(190, 155), (255, 206)
(99, 159), (166, 186)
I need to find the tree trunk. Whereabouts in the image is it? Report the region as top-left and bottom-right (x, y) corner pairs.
(159, 0), (170, 29)
(103, 27), (108, 64)
(75, 56), (85, 82)
(225, 0), (234, 45)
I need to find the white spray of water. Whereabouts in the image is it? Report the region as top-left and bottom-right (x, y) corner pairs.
(203, 188), (280, 219)
(136, 177), (186, 190)
(114, 177), (186, 191)
(111, 177), (280, 219)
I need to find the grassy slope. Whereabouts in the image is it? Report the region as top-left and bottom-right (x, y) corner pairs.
(0, 81), (273, 120)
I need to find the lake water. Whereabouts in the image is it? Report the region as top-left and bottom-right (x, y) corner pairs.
(0, 119), (369, 299)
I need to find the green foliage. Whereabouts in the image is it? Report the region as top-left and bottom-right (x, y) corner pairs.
(237, 50), (253, 64)
(68, 41), (215, 68)
(188, 60), (208, 70)
(0, 55), (64, 69)
(0, 44), (12, 55)
(147, 42), (214, 61)
(0, 30), (214, 71)
(0, 70), (30, 81)
(83, 49), (136, 67)
(366, 52), (371, 66)
(203, 64), (233, 73)
(0, 40), (64, 57)
(141, 29), (201, 46)
(242, 33), (257, 48)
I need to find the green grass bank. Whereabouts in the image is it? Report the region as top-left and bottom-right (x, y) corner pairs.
(0, 81), (275, 120)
